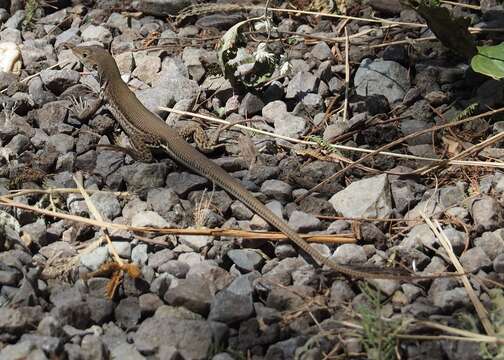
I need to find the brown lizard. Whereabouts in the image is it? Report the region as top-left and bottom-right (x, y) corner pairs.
(71, 45), (461, 280)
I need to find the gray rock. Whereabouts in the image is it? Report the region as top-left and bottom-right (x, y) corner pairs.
(115, 297), (141, 329)
(212, 353), (235, 360)
(300, 93), (324, 115)
(401, 224), (436, 249)
(121, 163), (168, 192)
(494, 253), (504, 273)
(152, 70), (199, 103)
(164, 277), (213, 315)
(132, 52), (161, 85)
(262, 100), (307, 139)
(311, 41), (333, 60)
(390, 179), (425, 213)
(86, 296), (114, 324)
(274, 244), (297, 260)
(332, 244), (367, 265)
(0, 341), (46, 360)
(230, 200), (254, 220)
(260, 179), (292, 202)
(109, 241), (131, 259)
(158, 260), (190, 278)
(179, 235), (212, 252)
(354, 58), (410, 103)
(47, 133), (75, 154)
(369, 279), (401, 297)
(285, 71), (319, 99)
(132, 244), (148, 265)
(431, 287), (470, 312)
(110, 343), (146, 360)
(329, 174), (393, 218)
(227, 249), (263, 272)
(471, 196), (504, 233)
(89, 192), (121, 220)
(195, 13), (244, 30)
(134, 316), (211, 360)
(329, 280), (355, 306)
(226, 272), (258, 297)
(148, 248), (176, 270)
(135, 86), (172, 116)
(40, 69), (80, 94)
(208, 289), (254, 324)
(5, 10), (25, 29)
(0, 268), (22, 286)
(81, 25), (113, 44)
(80, 246), (109, 271)
(0, 308), (31, 334)
(138, 293), (163, 317)
(19, 334), (62, 357)
(55, 28), (81, 49)
(166, 172), (208, 196)
(131, 211), (171, 228)
(460, 247), (492, 273)
(37, 316), (63, 338)
(238, 93), (264, 117)
(287, 210), (322, 232)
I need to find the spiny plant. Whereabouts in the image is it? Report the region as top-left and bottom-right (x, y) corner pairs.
(23, 0), (40, 30)
(356, 284), (406, 360)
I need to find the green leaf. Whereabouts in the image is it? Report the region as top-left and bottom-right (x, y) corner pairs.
(471, 43), (504, 80)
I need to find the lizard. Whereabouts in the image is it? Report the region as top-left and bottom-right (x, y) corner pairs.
(70, 45), (461, 280)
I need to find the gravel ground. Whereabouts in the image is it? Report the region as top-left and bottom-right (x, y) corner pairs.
(1, 0), (504, 359)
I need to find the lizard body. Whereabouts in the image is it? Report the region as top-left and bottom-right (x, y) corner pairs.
(71, 46), (457, 280)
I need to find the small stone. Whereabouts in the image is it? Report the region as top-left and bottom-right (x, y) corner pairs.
(80, 246), (109, 271)
(311, 41), (333, 60)
(164, 277), (213, 315)
(354, 58), (410, 103)
(329, 174), (393, 218)
(89, 192), (121, 220)
(166, 172), (208, 196)
(227, 249), (263, 272)
(179, 235), (212, 252)
(81, 25), (113, 44)
(285, 71), (319, 99)
(329, 280), (355, 306)
(459, 247), (492, 273)
(40, 69), (80, 94)
(332, 244), (367, 265)
(287, 210), (322, 232)
(115, 297), (141, 329)
(471, 196), (504, 233)
(131, 244), (148, 265)
(208, 290), (253, 324)
(238, 93), (264, 117)
(131, 211), (171, 228)
(260, 179), (292, 202)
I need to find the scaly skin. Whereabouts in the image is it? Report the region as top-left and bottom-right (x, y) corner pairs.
(72, 45), (460, 280)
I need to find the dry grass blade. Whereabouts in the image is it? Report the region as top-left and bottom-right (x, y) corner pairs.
(161, 107), (504, 169)
(295, 106), (504, 203)
(73, 173), (123, 265)
(421, 213), (495, 336)
(0, 196), (355, 244)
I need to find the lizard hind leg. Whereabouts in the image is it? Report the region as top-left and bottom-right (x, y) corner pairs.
(96, 133), (154, 162)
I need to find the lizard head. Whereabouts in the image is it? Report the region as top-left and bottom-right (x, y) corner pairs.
(72, 45), (120, 80)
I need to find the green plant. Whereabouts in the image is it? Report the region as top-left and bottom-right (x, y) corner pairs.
(356, 284), (406, 360)
(217, 16), (291, 90)
(23, 0), (40, 30)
